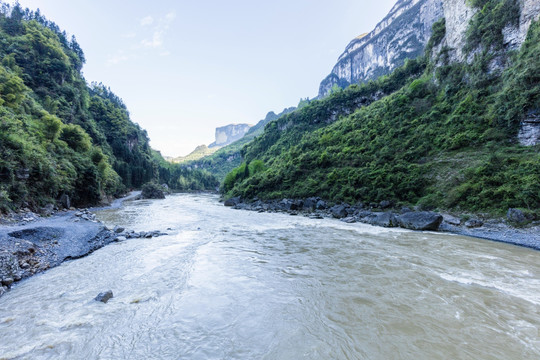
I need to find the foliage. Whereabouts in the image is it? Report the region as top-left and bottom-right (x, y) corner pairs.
(0, 3), (215, 212)
(224, 15), (540, 214)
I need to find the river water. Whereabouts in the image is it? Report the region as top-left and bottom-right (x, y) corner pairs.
(1, 193), (539, 359)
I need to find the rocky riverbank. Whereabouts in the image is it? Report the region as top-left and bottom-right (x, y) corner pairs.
(224, 197), (540, 250)
(0, 192), (167, 298)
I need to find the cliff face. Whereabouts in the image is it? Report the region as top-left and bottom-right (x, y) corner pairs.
(318, 0), (444, 97)
(209, 124), (252, 148)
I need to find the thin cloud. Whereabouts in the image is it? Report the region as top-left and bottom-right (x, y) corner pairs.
(140, 16), (154, 26)
(107, 51), (130, 65)
(141, 11), (176, 49)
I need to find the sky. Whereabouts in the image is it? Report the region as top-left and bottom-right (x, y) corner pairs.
(6, 0), (397, 157)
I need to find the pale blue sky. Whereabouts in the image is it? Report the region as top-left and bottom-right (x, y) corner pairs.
(8, 0), (396, 156)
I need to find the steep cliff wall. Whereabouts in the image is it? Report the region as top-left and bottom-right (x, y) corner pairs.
(319, 0), (443, 97)
(209, 124), (252, 148)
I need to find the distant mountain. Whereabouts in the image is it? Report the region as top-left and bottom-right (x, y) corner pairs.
(167, 145), (217, 164)
(319, 0), (443, 97)
(209, 124), (252, 148)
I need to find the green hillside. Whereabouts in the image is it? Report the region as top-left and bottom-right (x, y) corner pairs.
(0, 4), (217, 212)
(223, 10), (540, 215)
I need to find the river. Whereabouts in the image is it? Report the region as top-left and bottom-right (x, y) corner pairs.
(0, 193), (539, 359)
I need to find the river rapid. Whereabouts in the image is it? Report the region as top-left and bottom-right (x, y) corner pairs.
(0, 193), (539, 359)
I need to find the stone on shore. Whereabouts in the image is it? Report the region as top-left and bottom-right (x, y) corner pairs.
(364, 212), (398, 228)
(507, 208), (526, 224)
(94, 290), (113, 303)
(224, 197), (240, 207)
(330, 205), (348, 219)
(465, 219), (484, 228)
(396, 211), (443, 231)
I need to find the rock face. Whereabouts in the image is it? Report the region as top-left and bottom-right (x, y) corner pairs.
(318, 0), (444, 97)
(518, 110), (540, 146)
(209, 124), (252, 148)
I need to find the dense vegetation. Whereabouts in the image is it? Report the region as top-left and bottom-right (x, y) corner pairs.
(0, 4), (217, 212)
(224, 4), (539, 215)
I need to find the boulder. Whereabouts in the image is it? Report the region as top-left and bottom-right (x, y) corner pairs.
(365, 212), (398, 228)
(443, 214), (461, 226)
(141, 182), (166, 199)
(224, 197), (240, 207)
(379, 200), (392, 209)
(94, 290), (113, 303)
(396, 211), (443, 231)
(507, 208), (526, 224)
(330, 205), (348, 219)
(465, 219), (484, 228)
(316, 200), (327, 210)
(303, 197), (319, 211)
(59, 194), (71, 209)
(113, 226), (125, 233)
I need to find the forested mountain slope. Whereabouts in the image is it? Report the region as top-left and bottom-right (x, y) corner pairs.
(0, 4), (216, 212)
(224, 0), (540, 215)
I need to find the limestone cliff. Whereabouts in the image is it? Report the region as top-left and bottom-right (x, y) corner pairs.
(318, 0), (444, 97)
(209, 124), (252, 148)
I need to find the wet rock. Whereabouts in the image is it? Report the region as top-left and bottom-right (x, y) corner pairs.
(114, 226), (125, 234)
(465, 219), (484, 228)
(507, 208), (526, 224)
(396, 211), (443, 231)
(341, 217), (357, 223)
(144, 233), (153, 238)
(94, 290), (113, 303)
(1, 277), (14, 286)
(115, 236), (127, 242)
(303, 197), (319, 211)
(224, 197), (240, 207)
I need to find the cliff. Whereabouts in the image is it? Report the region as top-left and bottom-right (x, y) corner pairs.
(319, 0), (444, 97)
(209, 124), (252, 148)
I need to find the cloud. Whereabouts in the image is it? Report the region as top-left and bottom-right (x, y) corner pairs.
(122, 32), (137, 39)
(141, 11), (176, 49)
(107, 51), (129, 65)
(140, 16), (154, 26)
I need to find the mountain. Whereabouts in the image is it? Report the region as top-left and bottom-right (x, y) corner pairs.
(0, 3), (217, 212)
(319, 0), (444, 97)
(167, 145), (217, 164)
(224, 0), (540, 215)
(187, 108), (296, 181)
(209, 123), (252, 148)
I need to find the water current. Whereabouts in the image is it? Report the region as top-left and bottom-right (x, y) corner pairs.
(1, 193), (539, 359)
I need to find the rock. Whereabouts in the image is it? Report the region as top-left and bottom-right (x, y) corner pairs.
(139, 232), (147, 238)
(379, 200), (392, 209)
(465, 219), (484, 228)
(144, 233), (153, 238)
(303, 197), (319, 211)
(316, 200), (327, 210)
(396, 211), (443, 231)
(59, 194), (71, 209)
(365, 212), (398, 228)
(1, 277), (14, 286)
(115, 236), (127, 242)
(141, 182), (166, 199)
(0, 252), (20, 281)
(224, 197), (240, 207)
(400, 206), (412, 214)
(507, 208), (527, 224)
(443, 214), (461, 226)
(341, 217), (357, 223)
(114, 226), (125, 233)
(330, 205), (348, 219)
(94, 290), (113, 303)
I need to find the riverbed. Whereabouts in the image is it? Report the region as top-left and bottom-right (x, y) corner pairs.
(0, 193), (539, 359)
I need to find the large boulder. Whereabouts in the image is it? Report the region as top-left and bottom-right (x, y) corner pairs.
(396, 211), (443, 231)
(59, 194), (71, 209)
(507, 208), (527, 224)
(224, 197), (240, 207)
(330, 205), (348, 219)
(141, 182), (166, 199)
